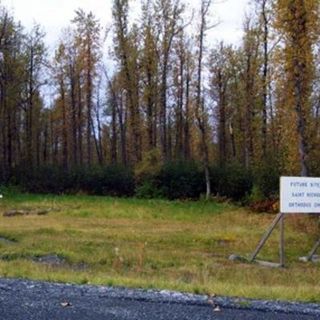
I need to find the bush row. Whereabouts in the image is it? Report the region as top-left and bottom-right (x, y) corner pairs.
(136, 161), (255, 200)
(1, 161), (280, 201)
(10, 165), (135, 197)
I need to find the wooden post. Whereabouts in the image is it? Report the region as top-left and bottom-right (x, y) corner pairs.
(250, 212), (283, 262)
(306, 238), (320, 261)
(279, 213), (285, 267)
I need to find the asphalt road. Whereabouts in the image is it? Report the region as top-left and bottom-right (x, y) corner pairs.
(0, 279), (319, 320)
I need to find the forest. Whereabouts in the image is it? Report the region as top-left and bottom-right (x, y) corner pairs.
(0, 0), (319, 203)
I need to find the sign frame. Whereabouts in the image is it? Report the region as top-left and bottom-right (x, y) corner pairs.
(231, 176), (320, 268)
(280, 176), (320, 214)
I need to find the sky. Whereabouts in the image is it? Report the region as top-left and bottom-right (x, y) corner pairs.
(1, 0), (250, 49)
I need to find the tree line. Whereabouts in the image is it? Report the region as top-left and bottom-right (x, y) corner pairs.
(0, 0), (319, 200)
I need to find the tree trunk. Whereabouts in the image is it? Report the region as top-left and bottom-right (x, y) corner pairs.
(86, 45), (92, 166)
(77, 74), (83, 166)
(70, 65), (78, 166)
(196, 0), (212, 200)
(184, 58), (191, 160)
(60, 80), (68, 170)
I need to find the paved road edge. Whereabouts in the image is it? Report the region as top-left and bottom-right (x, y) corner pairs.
(0, 278), (319, 316)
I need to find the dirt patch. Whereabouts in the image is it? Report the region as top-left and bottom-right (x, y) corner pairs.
(0, 253), (88, 271)
(216, 239), (234, 247)
(0, 236), (17, 245)
(33, 254), (65, 266)
(3, 208), (52, 217)
(72, 262), (88, 271)
(32, 255), (88, 271)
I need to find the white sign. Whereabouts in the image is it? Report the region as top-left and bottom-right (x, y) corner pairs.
(280, 176), (320, 213)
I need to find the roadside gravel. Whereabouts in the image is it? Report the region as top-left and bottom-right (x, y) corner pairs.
(0, 278), (319, 319)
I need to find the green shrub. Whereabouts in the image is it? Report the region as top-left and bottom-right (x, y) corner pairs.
(6, 161), (255, 201)
(210, 163), (253, 201)
(134, 149), (163, 199)
(134, 149), (162, 183)
(209, 165), (225, 196)
(253, 163), (280, 199)
(13, 165), (69, 194)
(99, 165), (135, 196)
(135, 180), (163, 199)
(156, 161), (205, 200)
(10, 165), (135, 197)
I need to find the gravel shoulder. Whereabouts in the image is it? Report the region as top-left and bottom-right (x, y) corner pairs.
(0, 278), (319, 319)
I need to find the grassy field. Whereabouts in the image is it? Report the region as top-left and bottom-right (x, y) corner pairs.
(0, 191), (320, 302)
